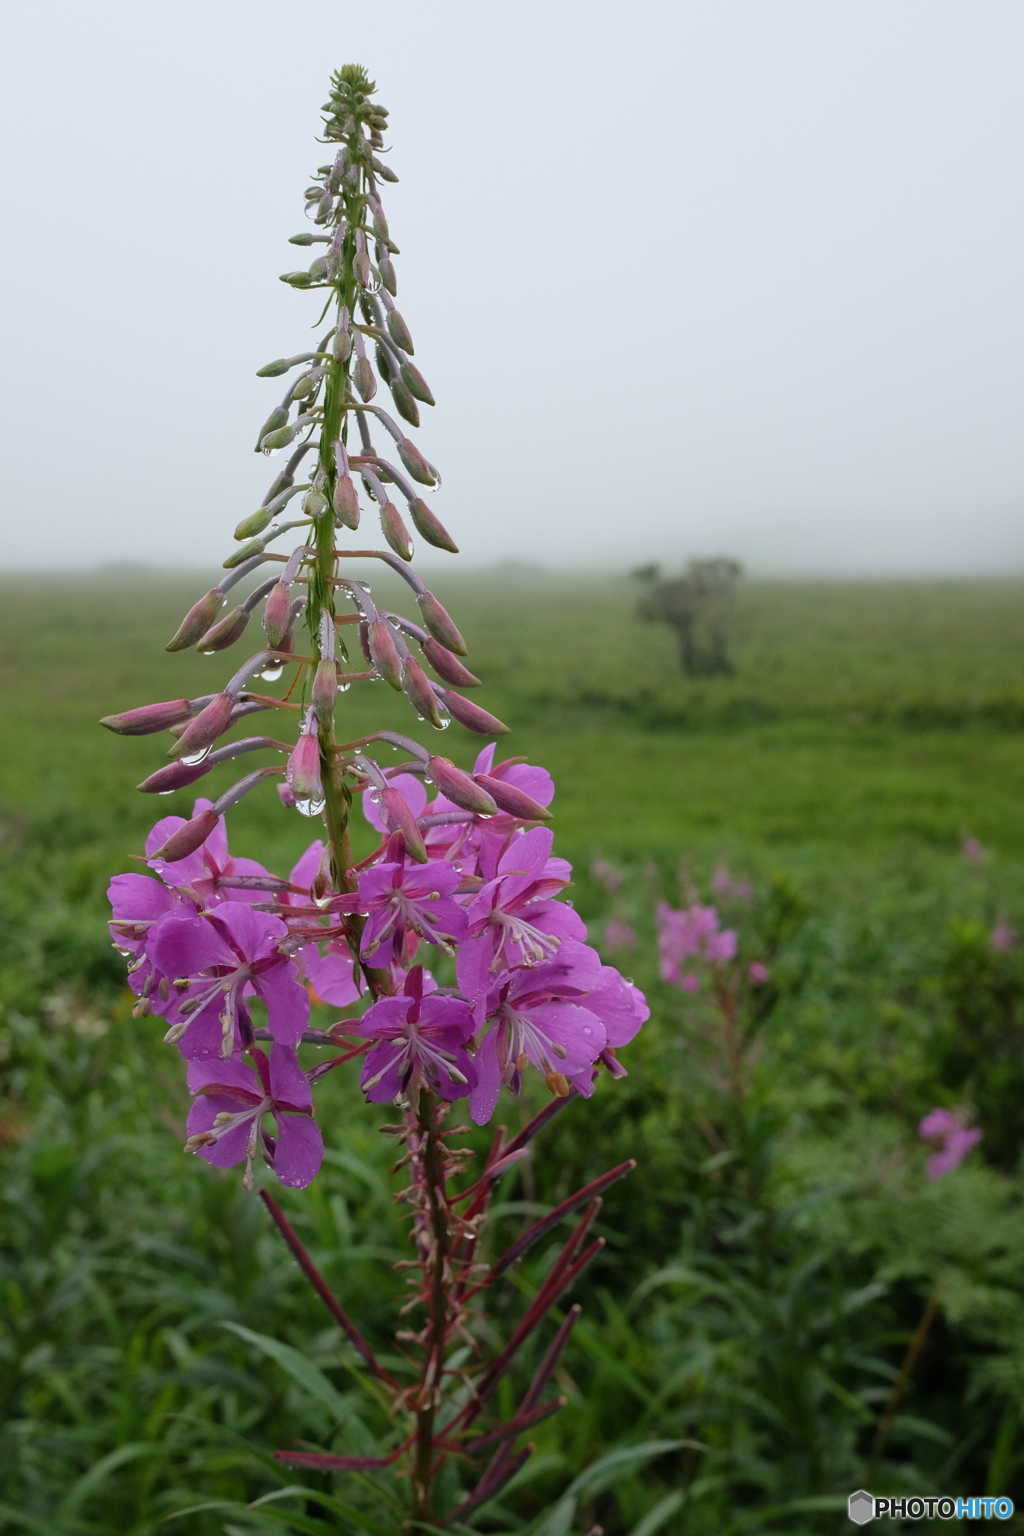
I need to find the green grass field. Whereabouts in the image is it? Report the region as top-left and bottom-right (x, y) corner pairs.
(4, 572), (1024, 1534)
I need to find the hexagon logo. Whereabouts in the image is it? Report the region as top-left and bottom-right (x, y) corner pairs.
(848, 1490), (874, 1525)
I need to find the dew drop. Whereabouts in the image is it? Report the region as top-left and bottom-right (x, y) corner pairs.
(157, 789), (175, 796)
(260, 663), (285, 682)
(181, 747), (210, 766)
(295, 795), (326, 818)
(337, 682), (351, 693)
(435, 716), (450, 730)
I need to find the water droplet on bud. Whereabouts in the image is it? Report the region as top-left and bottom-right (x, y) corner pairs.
(295, 795), (326, 818)
(260, 663), (285, 681)
(181, 748), (211, 766)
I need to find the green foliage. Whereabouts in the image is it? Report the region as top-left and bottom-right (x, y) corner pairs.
(5, 575), (1024, 1531)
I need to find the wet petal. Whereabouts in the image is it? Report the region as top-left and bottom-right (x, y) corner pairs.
(254, 961), (309, 1045)
(269, 1043), (312, 1111)
(273, 1114), (323, 1187)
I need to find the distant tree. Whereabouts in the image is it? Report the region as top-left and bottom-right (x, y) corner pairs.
(633, 557), (743, 676)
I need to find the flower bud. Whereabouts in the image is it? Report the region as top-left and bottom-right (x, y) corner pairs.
(256, 358), (291, 376)
(279, 270), (314, 288)
(375, 343), (396, 385)
(152, 807), (220, 862)
(334, 329), (353, 362)
(256, 406), (289, 450)
(436, 688), (509, 736)
(427, 757), (497, 815)
(402, 657), (446, 729)
(262, 582), (293, 649)
(333, 474), (361, 529)
(421, 639), (480, 687)
(168, 693), (236, 760)
(166, 589), (222, 652)
(416, 591), (467, 654)
(368, 618), (403, 690)
(379, 787), (428, 862)
(389, 378), (420, 428)
(302, 486), (329, 518)
(370, 157), (399, 183)
(396, 437), (436, 486)
(288, 233), (316, 246)
(354, 249), (372, 288)
(353, 356), (377, 401)
(198, 606), (249, 653)
(286, 732), (323, 801)
(408, 499), (457, 554)
(386, 309), (415, 354)
(233, 505), (275, 541)
(290, 371), (318, 400)
(380, 502), (413, 561)
(311, 658), (338, 718)
(100, 698), (192, 736)
(371, 206), (390, 241)
(138, 758), (214, 794)
(400, 362), (435, 407)
(378, 255), (397, 295)
(223, 537), (266, 569)
(260, 422), (299, 452)
(474, 773), (552, 821)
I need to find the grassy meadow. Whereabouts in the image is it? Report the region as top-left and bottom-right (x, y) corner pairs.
(4, 571), (1024, 1534)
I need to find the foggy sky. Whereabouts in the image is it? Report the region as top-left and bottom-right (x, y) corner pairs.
(3, 0), (1024, 575)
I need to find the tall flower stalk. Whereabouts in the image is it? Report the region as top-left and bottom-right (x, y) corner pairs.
(103, 66), (650, 1528)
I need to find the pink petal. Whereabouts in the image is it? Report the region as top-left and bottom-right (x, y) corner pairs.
(211, 901), (288, 958)
(149, 913), (236, 978)
(254, 962), (309, 1045)
(288, 840), (325, 897)
(497, 826), (554, 880)
(468, 1030), (502, 1125)
(268, 1044), (312, 1111)
(301, 944), (361, 1006)
(273, 1114), (323, 1187)
(187, 1056), (261, 1097)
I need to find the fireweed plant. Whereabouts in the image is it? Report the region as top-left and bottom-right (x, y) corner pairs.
(101, 67), (650, 1530)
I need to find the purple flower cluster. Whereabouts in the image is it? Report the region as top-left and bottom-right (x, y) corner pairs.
(108, 746), (648, 1188)
(656, 901), (739, 991)
(919, 1107), (982, 1179)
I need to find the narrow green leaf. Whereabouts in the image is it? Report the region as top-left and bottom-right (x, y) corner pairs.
(58, 1442), (164, 1518)
(565, 1439), (685, 1499)
(221, 1321), (356, 1424)
(630, 1490), (685, 1536)
(718, 1493), (850, 1536)
(250, 1487), (394, 1536)
(0, 1501), (55, 1535)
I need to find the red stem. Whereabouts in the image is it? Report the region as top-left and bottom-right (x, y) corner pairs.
(259, 1189), (398, 1388)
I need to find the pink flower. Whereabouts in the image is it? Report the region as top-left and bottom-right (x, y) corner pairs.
(470, 941), (649, 1122)
(457, 828), (586, 1003)
(603, 920), (636, 951)
(356, 966), (476, 1102)
(357, 855), (467, 967)
(991, 922), (1015, 952)
(148, 903), (309, 1059)
(185, 1043), (323, 1187)
(657, 901), (737, 985)
(711, 866), (753, 901)
(919, 1107), (982, 1179)
(962, 835), (986, 863)
(748, 961), (770, 984)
